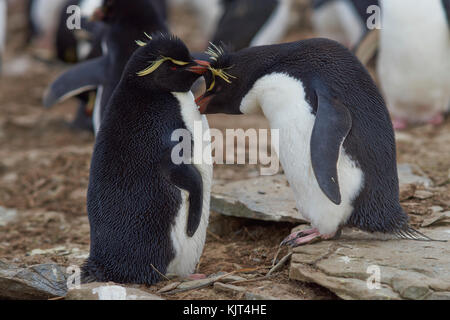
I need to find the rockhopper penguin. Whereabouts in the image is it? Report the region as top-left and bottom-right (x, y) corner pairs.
(0, 0), (5, 74)
(377, 0), (450, 129)
(43, 0), (168, 135)
(195, 39), (439, 246)
(82, 34), (212, 284)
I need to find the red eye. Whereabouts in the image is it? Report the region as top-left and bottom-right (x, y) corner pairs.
(171, 66), (177, 71)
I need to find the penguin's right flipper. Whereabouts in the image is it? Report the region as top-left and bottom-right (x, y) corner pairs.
(161, 150), (203, 238)
(43, 56), (107, 108)
(310, 90), (352, 205)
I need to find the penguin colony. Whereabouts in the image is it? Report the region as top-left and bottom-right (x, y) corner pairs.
(0, 0), (444, 285)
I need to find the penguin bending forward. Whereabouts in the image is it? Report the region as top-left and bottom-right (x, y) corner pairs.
(195, 39), (439, 246)
(82, 34), (212, 284)
(43, 0), (168, 135)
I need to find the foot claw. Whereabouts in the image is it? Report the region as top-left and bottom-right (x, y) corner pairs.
(280, 228), (318, 247)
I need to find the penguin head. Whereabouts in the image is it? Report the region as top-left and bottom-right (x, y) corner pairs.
(123, 34), (208, 93)
(195, 44), (244, 114)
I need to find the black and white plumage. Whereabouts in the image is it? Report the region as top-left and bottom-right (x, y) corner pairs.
(312, 0), (379, 48)
(44, 0), (168, 135)
(82, 35), (212, 284)
(377, 0), (450, 129)
(212, 0), (291, 51)
(196, 39), (437, 245)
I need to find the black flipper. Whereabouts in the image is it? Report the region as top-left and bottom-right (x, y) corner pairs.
(161, 149), (203, 237)
(442, 0), (450, 29)
(43, 56), (107, 108)
(310, 90), (352, 205)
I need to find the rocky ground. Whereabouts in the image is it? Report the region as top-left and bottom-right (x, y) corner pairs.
(0, 1), (449, 300)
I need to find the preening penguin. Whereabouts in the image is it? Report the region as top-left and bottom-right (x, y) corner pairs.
(0, 0), (6, 74)
(212, 0), (291, 51)
(82, 34), (212, 284)
(196, 39), (438, 246)
(311, 0), (379, 48)
(377, 0), (450, 129)
(43, 0), (168, 135)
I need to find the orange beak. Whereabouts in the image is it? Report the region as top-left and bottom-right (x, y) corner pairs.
(195, 94), (213, 114)
(187, 60), (211, 75)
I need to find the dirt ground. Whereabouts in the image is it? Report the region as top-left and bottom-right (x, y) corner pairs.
(0, 1), (449, 300)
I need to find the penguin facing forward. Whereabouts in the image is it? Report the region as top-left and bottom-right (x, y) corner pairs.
(195, 39), (438, 246)
(82, 34), (212, 284)
(212, 0), (291, 51)
(0, 0), (6, 74)
(312, 0), (379, 48)
(377, 0), (450, 129)
(44, 0), (168, 135)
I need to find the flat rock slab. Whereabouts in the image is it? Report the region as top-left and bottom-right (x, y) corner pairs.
(289, 227), (450, 300)
(66, 282), (163, 300)
(211, 175), (306, 223)
(0, 261), (67, 299)
(211, 164), (432, 223)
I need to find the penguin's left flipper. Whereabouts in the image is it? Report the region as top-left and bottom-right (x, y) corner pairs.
(161, 151), (203, 237)
(43, 56), (107, 108)
(310, 91), (352, 205)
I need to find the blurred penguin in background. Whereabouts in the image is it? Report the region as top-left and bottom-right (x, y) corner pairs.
(28, 0), (66, 58)
(212, 0), (291, 51)
(377, 0), (450, 129)
(0, 0), (6, 74)
(311, 0), (379, 48)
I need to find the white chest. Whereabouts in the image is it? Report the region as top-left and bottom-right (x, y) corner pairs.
(166, 91), (213, 276)
(240, 73), (364, 235)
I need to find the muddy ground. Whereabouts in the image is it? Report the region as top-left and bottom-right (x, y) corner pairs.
(0, 2), (449, 300)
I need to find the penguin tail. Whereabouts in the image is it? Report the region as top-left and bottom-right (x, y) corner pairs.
(394, 226), (447, 242)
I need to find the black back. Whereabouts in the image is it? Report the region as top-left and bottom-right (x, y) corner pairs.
(83, 81), (188, 284)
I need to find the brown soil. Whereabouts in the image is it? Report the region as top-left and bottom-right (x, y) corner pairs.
(0, 1), (448, 300)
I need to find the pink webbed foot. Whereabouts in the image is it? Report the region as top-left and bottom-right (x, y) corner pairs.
(186, 273), (207, 280)
(427, 113), (444, 126)
(281, 228), (337, 247)
(392, 118), (409, 130)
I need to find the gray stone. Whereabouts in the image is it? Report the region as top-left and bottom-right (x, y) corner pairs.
(0, 261), (67, 299)
(0, 207), (17, 227)
(211, 175), (307, 223)
(398, 164), (433, 188)
(66, 282), (163, 300)
(414, 190), (434, 200)
(289, 227), (450, 300)
(211, 165), (431, 223)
